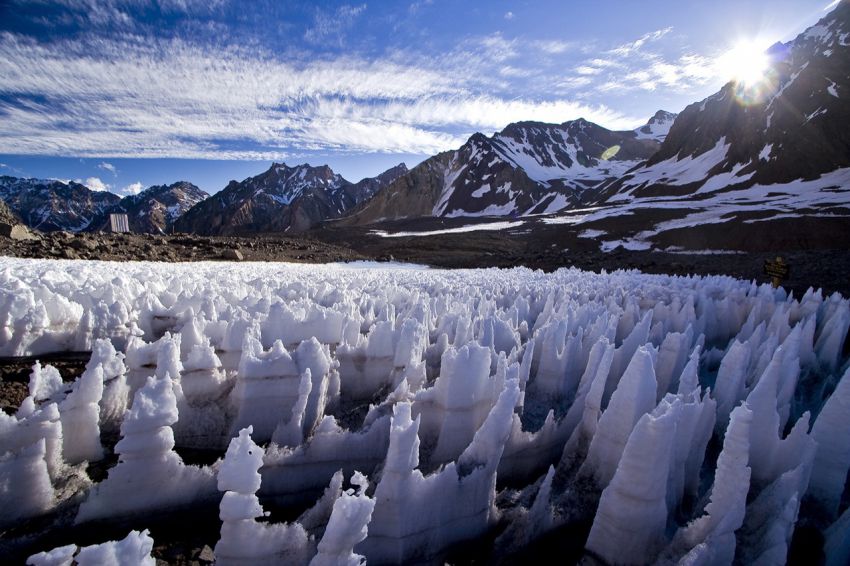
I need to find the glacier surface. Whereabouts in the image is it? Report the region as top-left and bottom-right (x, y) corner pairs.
(0, 258), (847, 564)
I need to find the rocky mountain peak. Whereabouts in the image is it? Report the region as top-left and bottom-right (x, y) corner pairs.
(634, 110), (678, 142)
(345, 115), (665, 225)
(174, 160), (414, 235)
(374, 163), (408, 183)
(0, 175), (120, 232)
(639, 0), (850, 186)
(85, 181), (208, 234)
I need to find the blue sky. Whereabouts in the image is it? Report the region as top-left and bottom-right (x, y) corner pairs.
(0, 0), (836, 195)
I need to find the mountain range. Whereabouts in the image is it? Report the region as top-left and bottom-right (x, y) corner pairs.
(0, 176), (120, 232)
(342, 115), (669, 225)
(173, 162), (408, 235)
(87, 181), (209, 234)
(2, 1), (848, 246)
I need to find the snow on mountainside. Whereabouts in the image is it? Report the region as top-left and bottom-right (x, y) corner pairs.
(557, 0), (850, 252)
(634, 109), (677, 142)
(345, 114), (666, 224)
(175, 162), (407, 235)
(87, 181), (209, 234)
(2, 258), (849, 564)
(598, 1), (850, 202)
(0, 176), (120, 232)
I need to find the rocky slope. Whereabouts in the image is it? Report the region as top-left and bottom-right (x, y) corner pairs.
(88, 182), (208, 234)
(0, 177), (120, 232)
(0, 198), (21, 226)
(175, 162), (407, 235)
(342, 115), (667, 225)
(559, 1), (850, 253)
(346, 163), (408, 204)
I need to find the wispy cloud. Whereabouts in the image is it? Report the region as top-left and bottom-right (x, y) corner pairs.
(575, 65), (603, 76)
(0, 30), (643, 159)
(408, 0), (433, 14)
(98, 161), (117, 175)
(304, 4), (367, 45)
(553, 27), (723, 97)
(610, 27), (673, 56)
(0, 162), (27, 176)
(504, 12), (514, 21)
(120, 181), (144, 195)
(305, 96), (639, 132)
(534, 40), (578, 55)
(81, 176), (109, 191)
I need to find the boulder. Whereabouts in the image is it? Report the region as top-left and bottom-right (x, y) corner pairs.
(70, 238), (97, 251)
(221, 248), (244, 261)
(0, 222), (37, 241)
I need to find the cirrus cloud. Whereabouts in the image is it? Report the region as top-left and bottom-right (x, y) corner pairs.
(0, 30), (646, 160)
(120, 181), (144, 195)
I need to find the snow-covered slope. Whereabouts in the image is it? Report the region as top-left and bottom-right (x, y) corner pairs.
(634, 110), (677, 142)
(543, 1), (850, 252)
(345, 115), (666, 223)
(0, 176), (120, 232)
(2, 258), (849, 564)
(597, 1), (850, 204)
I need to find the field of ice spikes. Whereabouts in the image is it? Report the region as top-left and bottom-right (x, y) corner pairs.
(1, 258), (849, 565)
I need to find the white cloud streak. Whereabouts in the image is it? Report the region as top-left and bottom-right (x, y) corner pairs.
(556, 27), (724, 96)
(533, 40), (578, 55)
(0, 31), (644, 159)
(98, 161), (117, 175)
(304, 4), (367, 45)
(121, 181), (144, 195)
(82, 176), (109, 191)
(610, 27), (673, 56)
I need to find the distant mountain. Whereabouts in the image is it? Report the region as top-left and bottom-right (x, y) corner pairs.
(346, 163), (409, 204)
(88, 181), (208, 234)
(174, 162), (408, 235)
(0, 176), (120, 232)
(633, 110), (677, 142)
(342, 115), (669, 224)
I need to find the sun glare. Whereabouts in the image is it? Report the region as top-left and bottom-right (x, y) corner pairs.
(718, 41), (771, 86)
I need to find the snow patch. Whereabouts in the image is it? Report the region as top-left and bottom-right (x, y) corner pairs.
(371, 221), (524, 238)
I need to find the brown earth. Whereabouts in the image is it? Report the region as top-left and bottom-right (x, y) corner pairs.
(2, 212), (850, 299)
(0, 352), (89, 414)
(0, 230), (365, 263)
(315, 214), (850, 298)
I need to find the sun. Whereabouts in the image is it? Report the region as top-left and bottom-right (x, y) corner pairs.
(717, 41), (771, 86)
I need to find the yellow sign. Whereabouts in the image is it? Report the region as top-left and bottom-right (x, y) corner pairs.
(763, 256), (790, 288)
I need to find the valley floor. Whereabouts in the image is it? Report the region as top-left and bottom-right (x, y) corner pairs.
(3, 210), (850, 298)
